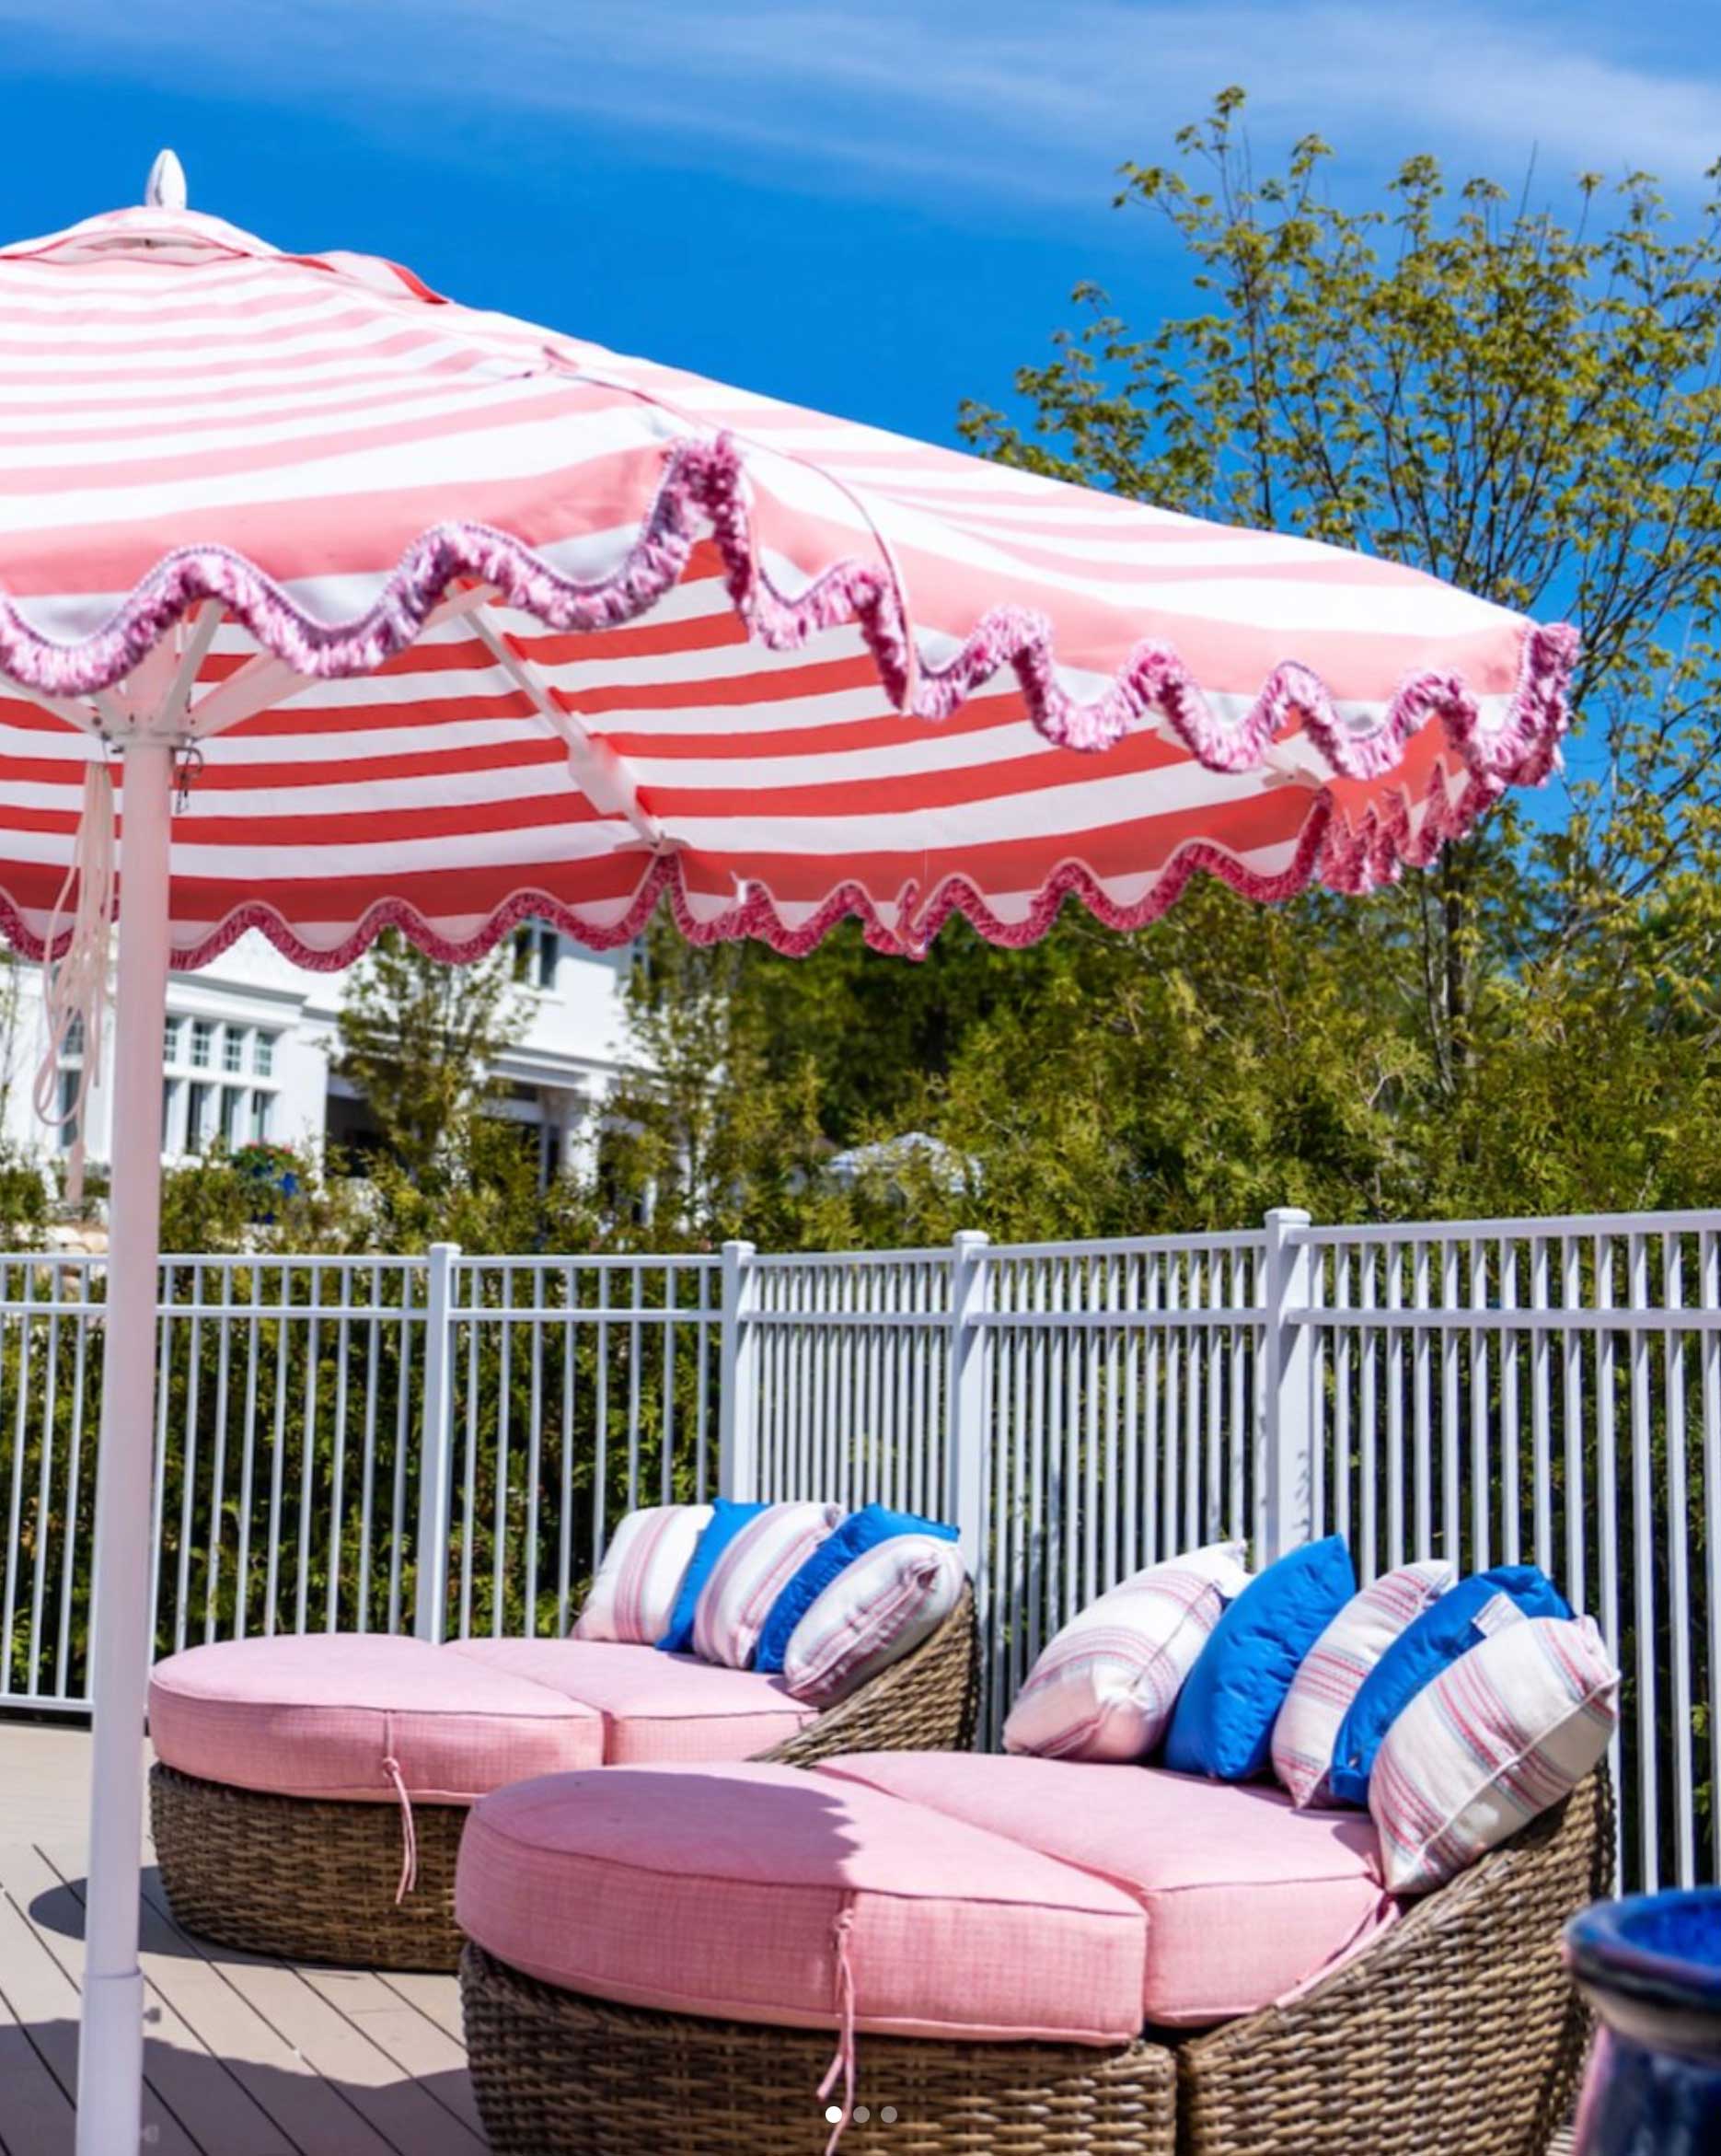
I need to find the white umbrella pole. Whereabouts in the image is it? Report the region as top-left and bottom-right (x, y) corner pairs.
(75, 736), (174, 2156)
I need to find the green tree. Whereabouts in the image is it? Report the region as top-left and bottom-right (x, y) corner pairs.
(598, 95), (1721, 1246)
(963, 91), (1721, 1082)
(335, 928), (526, 1185)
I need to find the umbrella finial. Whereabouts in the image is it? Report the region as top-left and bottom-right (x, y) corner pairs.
(144, 150), (187, 211)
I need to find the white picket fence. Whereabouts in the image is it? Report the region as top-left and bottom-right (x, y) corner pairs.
(1, 1206), (1715, 1893)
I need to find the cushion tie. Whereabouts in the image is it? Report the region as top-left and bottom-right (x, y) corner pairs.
(816, 1899), (859, 2153)
(381, 1752), (417, 1905)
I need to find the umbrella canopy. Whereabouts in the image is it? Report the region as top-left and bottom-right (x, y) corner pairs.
(0, 198), (1575, 972)
(0, 168), (1577, 2156)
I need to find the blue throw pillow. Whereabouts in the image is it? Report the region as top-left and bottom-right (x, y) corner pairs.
(754, 1503), (959, 1673)
(1324, 1563), (1572, 1805)
(655, 1499), (766, 1653)
(1162, 1536), (1357, 1781)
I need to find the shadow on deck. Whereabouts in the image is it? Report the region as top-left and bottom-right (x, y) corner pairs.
(0, 1719), (480, 2156)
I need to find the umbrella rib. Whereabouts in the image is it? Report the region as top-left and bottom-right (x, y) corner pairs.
(187, 650), (315, 739)
(468, 605), (663, 848)
(158, 600), (223, 730)
(185, 585), (496, 741)
(6, 681), (106, 736)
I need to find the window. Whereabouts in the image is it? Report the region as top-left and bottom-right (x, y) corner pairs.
(190, 1019), (213, 1070)
(57, 1067), (79, 1152)
(163, 1016), (181, 1065)
(250, 1090), (272, 1142)
(223, 1026), (246, 1073)
(512, 923), (559, 989)
(253, 1031), (276, 1077)
(219, 1085), (242, 1147)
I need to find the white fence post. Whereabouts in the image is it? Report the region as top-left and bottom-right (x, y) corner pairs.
(1262, 1208), (1314, 1562)
(719, 1240), (759, 1502)
(946, 1231), (991, 1571)
(413, 1241), (459, 1642)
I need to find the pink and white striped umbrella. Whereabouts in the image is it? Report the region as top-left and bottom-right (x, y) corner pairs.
(0, 171), (1577, 2156)
(0, 196), (1576, 976)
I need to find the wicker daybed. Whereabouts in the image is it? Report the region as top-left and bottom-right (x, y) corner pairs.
(148, 1582), (976, 1974)
(456, 1766), (1611, 2156)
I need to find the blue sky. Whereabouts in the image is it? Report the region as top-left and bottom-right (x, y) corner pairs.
(5, 1), (1719, 450)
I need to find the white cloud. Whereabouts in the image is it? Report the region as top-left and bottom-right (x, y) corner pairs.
(2, 1), (1715, 209)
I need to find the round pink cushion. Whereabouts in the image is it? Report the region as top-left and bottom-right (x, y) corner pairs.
(149, 1634), (603, 1803)
(456, 1761), (1148, 2044)
(820, 1753), (1392, 2025)
(445, 1639), (816, 1763)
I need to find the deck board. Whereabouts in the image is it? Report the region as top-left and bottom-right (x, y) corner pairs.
(3, 1842), (286, 2156)
(0, 1721), (475, 2156)
(0, 1979), (76, 2156)
(0, 1714), (1592, 2156)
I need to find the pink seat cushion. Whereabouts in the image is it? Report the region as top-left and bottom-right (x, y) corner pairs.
(820, 1753), (1392, 2026)
(446, 1639), (816, 1764)
(148, 1635), (604, 1803)
(456, 1762), (1148, 2045)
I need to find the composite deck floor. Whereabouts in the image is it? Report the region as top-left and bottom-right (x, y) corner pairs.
(0, 1717), (1585, 2156)
(0, 1720), (481, 2156)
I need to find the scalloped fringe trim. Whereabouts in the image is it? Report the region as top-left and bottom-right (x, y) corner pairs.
(0, 432), (1576, 780)
(0, 431), (1577, 965)
(0, 767), (1495, 973)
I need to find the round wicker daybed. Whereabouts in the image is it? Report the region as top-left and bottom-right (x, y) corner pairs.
(147, 1582), (976, 1973)
(456, 1764), (1611, 2156)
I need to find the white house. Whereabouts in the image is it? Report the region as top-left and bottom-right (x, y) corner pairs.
(0, 925), (636, 1186)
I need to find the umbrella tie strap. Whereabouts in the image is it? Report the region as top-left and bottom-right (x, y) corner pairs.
(816, 1900), (859, 2153)
(381, 1751), (417, 1905)
(773, 452), (922, 715)
(32, 761), (116, 1208)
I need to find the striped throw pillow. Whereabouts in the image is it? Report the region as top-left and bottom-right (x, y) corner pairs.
(573, 1504), (713, 1644)
(1271, 1559), (1455, 1806)
(691, 1501), (844, 1669)
(781, 1534), (965, 1705)
(1002, 1542), (1250, 1762)
(1369, 1611), (1619, 1894)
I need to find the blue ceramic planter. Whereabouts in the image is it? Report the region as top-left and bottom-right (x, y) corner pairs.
(1565, 1890), (1721, 2156)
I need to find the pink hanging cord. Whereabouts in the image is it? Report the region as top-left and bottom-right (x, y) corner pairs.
(32, 761), (115, 1208)
(816, 1902), (859, 2154)
(381, 1754), (418, 1905)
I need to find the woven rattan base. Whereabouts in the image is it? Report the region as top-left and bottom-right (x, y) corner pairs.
(1176, 1770), (1614, 2156)
(459, 1942), (1178, 2156)
(150, 1763), (468, 1971)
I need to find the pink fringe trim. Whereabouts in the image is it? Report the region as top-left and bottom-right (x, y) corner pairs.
(0, 430), (1577, 965)
(0, 781), (1468, 971)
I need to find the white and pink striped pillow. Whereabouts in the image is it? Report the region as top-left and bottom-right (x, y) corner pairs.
(782, 1534), (965, 1705)
(1002, 1542), (1250, 1762)
(573, 1504), (713, 1644)
(1369, 1611), (1619, 1894)
(692, 1501), (844, 1669)
(1271, 1559), (1455, 1806)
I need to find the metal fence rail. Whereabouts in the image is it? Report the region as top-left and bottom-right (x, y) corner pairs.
(1299, 1211), (1721, 1896)
(0, 1208), (1715, 1894)
(972, 1231), (1267, 1745)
